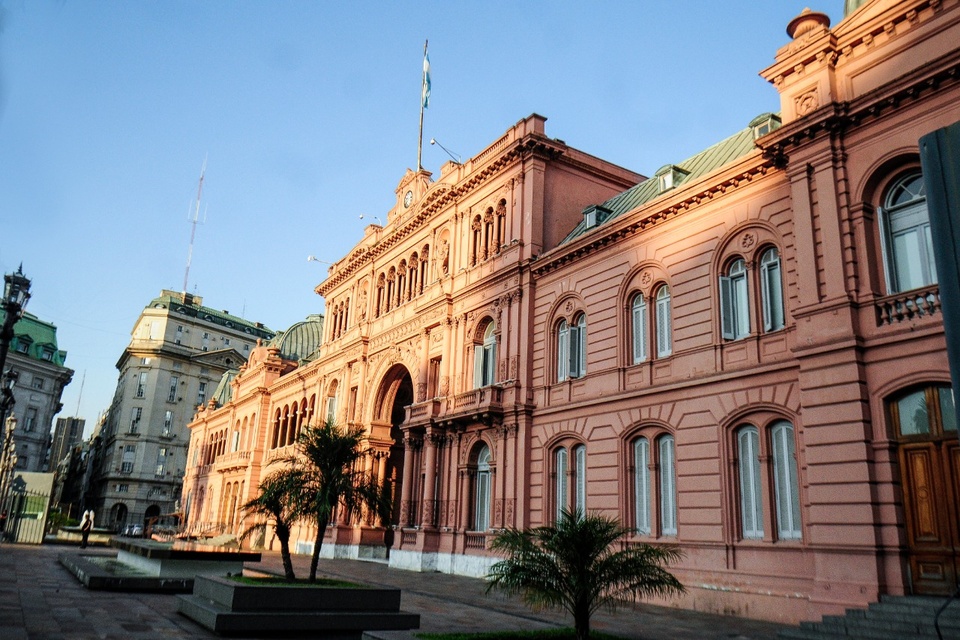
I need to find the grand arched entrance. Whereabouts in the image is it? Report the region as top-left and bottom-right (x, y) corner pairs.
(370, 364), (413, 529)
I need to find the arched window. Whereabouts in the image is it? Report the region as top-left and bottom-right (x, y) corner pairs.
(557, 313), (586, 381)
(734, 420), (802, 542)
(326, 382), (338, 425)
(720, 258), (750, 340)
(555, 447), (568, 522)
(760, 247), (784, 332)
(655, 285), (672, 357)
(574, 444), (586, 518)
(771, 421), (801, 540)
(633, 437), (651, 534)
(631, 293), (648, 364)
(474, 321), (497, 388)
(474, 445), (491, 531)
(737, 426), (763, 539)
(880, 171), (936, 293)
(659, 435), (677, 536)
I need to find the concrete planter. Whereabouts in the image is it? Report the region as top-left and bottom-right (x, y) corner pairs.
(177, 575), (420, 638)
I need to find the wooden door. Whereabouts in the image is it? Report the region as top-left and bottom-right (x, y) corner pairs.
(893, 385), (960, 595)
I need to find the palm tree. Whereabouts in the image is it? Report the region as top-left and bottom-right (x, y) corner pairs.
(239, 469), (305, 580)
(289, 420), (390, 582)
(487, 509), (685, 640)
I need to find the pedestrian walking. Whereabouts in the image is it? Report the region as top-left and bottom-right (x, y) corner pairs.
(80, 510), (94, 548)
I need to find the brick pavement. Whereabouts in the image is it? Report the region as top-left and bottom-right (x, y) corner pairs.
(0, 541), (789, 640)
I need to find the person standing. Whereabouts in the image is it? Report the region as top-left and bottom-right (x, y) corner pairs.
(79, 510), (93, 548)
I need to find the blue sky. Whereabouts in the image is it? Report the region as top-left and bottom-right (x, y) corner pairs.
(0, 1), (845, 436)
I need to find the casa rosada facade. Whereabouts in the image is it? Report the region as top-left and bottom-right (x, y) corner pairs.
(182, 0), (960, 624)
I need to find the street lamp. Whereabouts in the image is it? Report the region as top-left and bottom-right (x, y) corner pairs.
(0, 265), (32, 382)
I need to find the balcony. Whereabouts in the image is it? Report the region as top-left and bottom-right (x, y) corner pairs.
(439, 385), (504, 427)
(875, 285), (941, 326)
(214, 451), (251, 473)
(405, 399), (441, 429)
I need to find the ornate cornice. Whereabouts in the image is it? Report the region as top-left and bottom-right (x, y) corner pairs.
(531, 155), (775, 278)
(315, 136), (566, 296)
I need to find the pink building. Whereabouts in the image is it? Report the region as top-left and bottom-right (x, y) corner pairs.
(183, 0), (960, 624)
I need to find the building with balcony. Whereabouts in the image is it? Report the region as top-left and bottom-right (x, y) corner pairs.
(182, 0), (960, 624)
(88, 290), (274, 532)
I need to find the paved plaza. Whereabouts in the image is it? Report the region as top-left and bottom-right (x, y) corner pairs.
(0, 542), (789, 640)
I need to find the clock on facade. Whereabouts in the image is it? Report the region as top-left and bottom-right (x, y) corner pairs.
(403, 190), (413, 208)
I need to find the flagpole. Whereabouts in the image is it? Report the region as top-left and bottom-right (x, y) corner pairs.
(418, 39), (428, 171)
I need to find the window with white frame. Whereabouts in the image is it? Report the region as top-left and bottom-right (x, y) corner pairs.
(326, 395), (337, 424)
(22, 407), (36, 432)
(737, 426), (764, 539)
(555, 447), (568, 522)
(574, 444), (586, 518)
(474, 445), (492, 531)
(879, 171), (937, 293)
(557, 314), (587, 382)
(734, 420), (801, 542)
(156, 447), (167, 476)
(771, 421), (802, 539)
(633, 437), (651, 535)
(121, 445), (136, 473)
(760, 247), (785, 332)
(659, 435), (677, 536)
(474, 321), (497, 388)
(163, 410), (173, 435)
(720, 258), (750, 340)
(136, 372), (147, 398)
(655, 285), (672, 357)
(631, 293), (648, 364)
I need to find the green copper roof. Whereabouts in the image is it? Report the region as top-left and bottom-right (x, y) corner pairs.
(148, 290), (276, 340)
(211, 369), (239, 407)
(0, 310), (68, 366)
(561, 121), (762, 245)
(269, 314), (324, 363)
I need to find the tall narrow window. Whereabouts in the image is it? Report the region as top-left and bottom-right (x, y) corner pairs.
(474, 322), (497, 388)
(571, 314), (586, 378)
(632, 294), (648, 364)
(197, 381), (207, 407)
(659, 435), (677, 536)
(475, 445), (491, 531)
(737, 426), (764, 539)
(168, 375), (179, 402)
(655, 285), (672, 357)
(163, 410), (173, 436)
(771, 421), (801, 540)
(574, 444), (586, 518)
(880, 172), (936, 293)
(720, 258), (750, 340)
(23, 407), (37, 432)
(555, 448), (568, 522)
(760, 248), (784, 332)
(326, 395), (337, 424)
(130, 407), (142, 433)
(136, 372), (147, 398)
(156, 447), (167, 477)
(633, 438), (651, 534)
(557, 320), (569, 381)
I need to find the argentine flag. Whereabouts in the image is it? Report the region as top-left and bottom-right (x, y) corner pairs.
(422, 50), (431, 109)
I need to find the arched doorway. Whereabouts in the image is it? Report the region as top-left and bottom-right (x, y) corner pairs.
(144, 504), (161, 535)
(890, 384), (959, 594)
(372, 364), (413, 530)
(110, 503), (128, 533)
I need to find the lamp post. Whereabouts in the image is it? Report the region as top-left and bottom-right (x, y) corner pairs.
(0, 266), (31, 536)
(0, 265), (32, 383)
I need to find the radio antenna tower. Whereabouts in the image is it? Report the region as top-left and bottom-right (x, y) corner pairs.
(183, 157), (207, 294)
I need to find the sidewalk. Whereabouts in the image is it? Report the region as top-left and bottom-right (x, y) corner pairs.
(0, 542), (788, 640)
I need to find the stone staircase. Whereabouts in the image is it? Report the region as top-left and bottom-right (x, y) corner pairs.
(778, 596), (960, 639)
